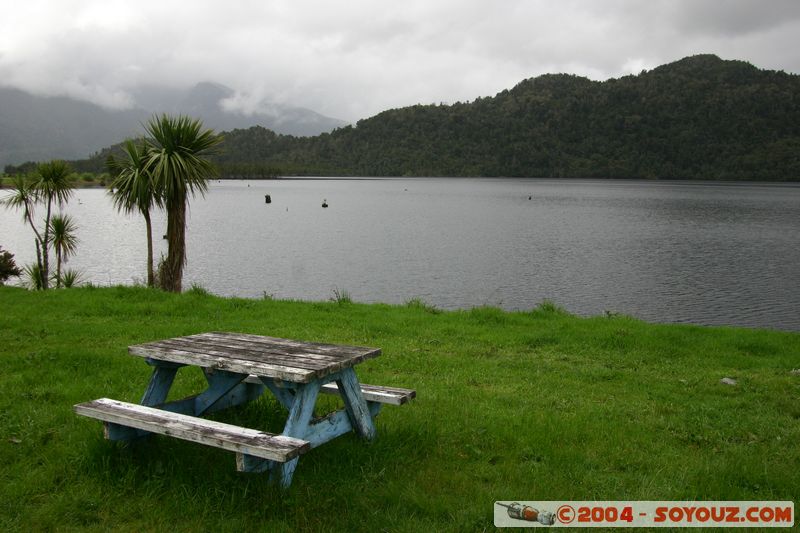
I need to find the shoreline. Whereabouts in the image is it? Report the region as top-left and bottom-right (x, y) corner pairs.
(5, 175), (800, 188)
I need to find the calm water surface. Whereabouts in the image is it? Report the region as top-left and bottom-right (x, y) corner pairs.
(2, 178), (799, 331)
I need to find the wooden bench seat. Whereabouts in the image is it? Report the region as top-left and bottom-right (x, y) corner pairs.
(74, 398), (310, 463)
(319, 382), (416, 405)
(243, 375), (416, 406)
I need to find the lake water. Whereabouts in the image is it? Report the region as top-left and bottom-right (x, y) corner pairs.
(2, 178), (800, 331)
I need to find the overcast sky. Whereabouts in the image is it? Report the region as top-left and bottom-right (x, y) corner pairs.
(1, 0), (799, 122)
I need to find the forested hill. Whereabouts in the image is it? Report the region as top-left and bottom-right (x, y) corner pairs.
(65, 55), (800, 180)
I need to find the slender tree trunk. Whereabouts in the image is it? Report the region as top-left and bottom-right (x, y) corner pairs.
(41, 197), (53, 289)
(34, 240), (43, 290)
(56, 248), (62, 288)
(161, 194), (186, 292)
(143, 209), (154, 287)
(32, 236), (44, 289)
(20, 194), (44, 287)
(24, 206), (44, 275)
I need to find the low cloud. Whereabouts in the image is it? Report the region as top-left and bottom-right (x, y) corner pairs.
(1, 0), (799, 121)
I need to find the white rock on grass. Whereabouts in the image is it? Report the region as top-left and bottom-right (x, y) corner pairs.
(720, 377), (737, 386)
(790, 369), (800, 376)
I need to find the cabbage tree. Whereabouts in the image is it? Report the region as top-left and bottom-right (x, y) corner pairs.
(2, 162), (74, 289)
(108, 140), (162, 287)
(49, 213), (79, 288)
(144, 114), (221, 292)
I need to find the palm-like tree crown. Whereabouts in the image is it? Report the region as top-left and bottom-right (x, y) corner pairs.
(108, 139), (162, 214)
(2, 176), (37, 224)
(49, 214), (79, 261)
(34, 160), (74, 206)
(145, 114), (221, 205)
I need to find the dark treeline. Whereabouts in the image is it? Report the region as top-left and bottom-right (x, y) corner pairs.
(26, 55), (800, 181)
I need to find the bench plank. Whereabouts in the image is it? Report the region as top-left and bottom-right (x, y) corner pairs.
(320, 382), (416, 406)
(241, 374), (416, 406)
(74, 398), (309, 462)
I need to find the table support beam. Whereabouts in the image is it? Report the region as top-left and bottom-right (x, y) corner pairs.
(141, 366), (178, 406)
(274, 381), (320, 488)
(195, 369), (249, 416)
(305, 410), (352, 448)
(337, 368), (377, 441)
(258, 377), (297, 410)
(106, 368), (260, 441)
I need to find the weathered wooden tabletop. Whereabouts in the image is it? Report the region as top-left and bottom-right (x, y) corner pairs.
(128, 332), (381, 383)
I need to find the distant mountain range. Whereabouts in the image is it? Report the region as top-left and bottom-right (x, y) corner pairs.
(0, 82), (346, 168)
(13, 54), (800, 181)
(199, 54), (798, 181)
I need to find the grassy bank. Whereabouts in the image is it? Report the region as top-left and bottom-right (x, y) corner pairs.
(1, 286), (798, 531)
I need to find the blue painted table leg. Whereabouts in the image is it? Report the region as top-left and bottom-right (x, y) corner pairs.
(106, 364), (179, 440)
(336, 368), (376, 441)
(259, 377), (297, 410)
(236, 453), (273, 474)
(274, 381), (320, 489)
(368, 401), (382, 419)
(141, 366), (178, 406)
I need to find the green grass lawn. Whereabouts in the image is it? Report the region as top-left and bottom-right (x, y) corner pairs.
(1, 285), (798, 531)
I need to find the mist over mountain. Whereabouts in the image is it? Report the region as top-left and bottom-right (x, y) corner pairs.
(0, 87), (146, 168)
(129, 82), (347, 136)
(0, 83), (347, 168)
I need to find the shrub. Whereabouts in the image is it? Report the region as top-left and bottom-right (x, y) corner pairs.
(0, 246), (22, 284)
(330, 287), (352, 304)
(60, 269), (85, 288)
(405, 297), (441, 314)
(23, 263), (44, 290)
(187, 283), (211, 296)
(533, 299), (571, 316)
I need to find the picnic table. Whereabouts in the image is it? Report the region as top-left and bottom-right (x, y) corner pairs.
(74, 332), (415, 488)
